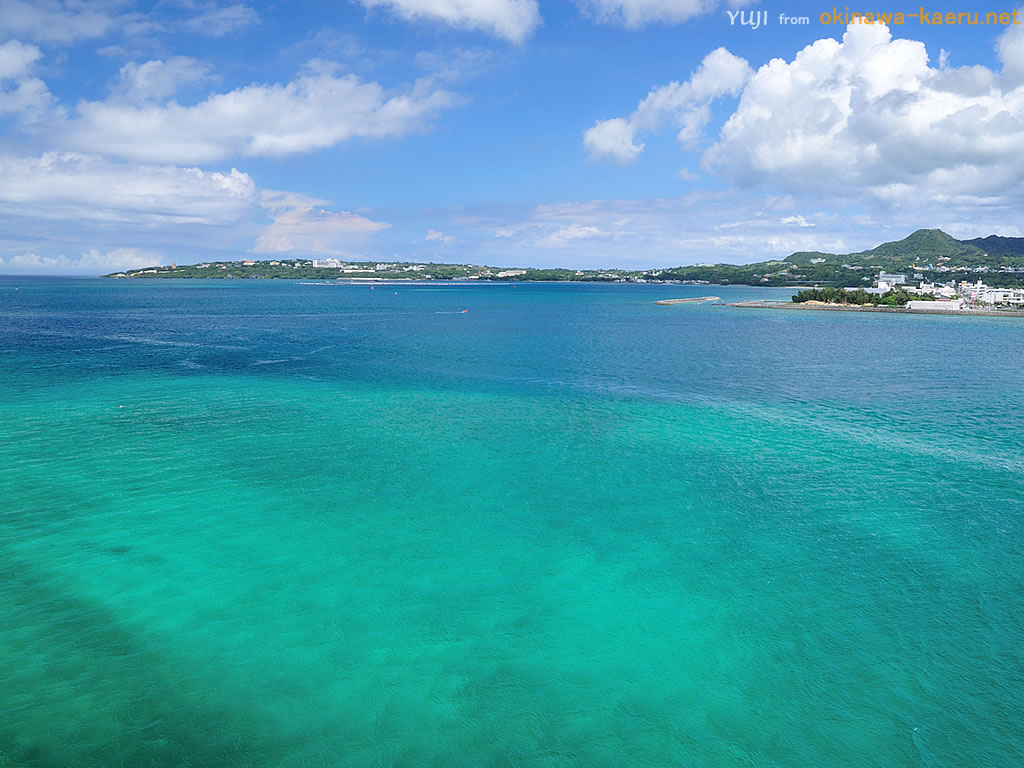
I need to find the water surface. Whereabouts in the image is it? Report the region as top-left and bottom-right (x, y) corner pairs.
(1, 278), (1022, 767)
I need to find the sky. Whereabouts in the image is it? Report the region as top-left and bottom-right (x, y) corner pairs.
(0, 0), (1022, 273)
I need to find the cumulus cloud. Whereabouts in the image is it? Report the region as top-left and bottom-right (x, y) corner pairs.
(61, 62), (459, 164)
(0, 0), (115, 43)
(0, 152), (257, 225)
(577, 0), (747, 28)
(355, 0), (541, 43)
(584, 48), (752, 163)
(425, 228), (454, 243)
(0, 40), (56, 122)
(0, 39), (41, 80)
(253, 196), (391, 255)
(703, 23), (1024, 204)
(185, 4), (260, 36)
(583, 118), (642, 165)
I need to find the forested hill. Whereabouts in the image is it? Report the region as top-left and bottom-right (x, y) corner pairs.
(961, 234), (1024, 256)
(785, 229), (1024, 270)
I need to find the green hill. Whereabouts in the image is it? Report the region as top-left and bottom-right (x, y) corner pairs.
(779, 251), (835, 267)
(783, 229), (1019, 270)
(962, 235), (1024, 257)
(851, 229), (984, 267)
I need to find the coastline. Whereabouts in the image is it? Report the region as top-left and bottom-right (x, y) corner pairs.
(726, 301), (1024, 318)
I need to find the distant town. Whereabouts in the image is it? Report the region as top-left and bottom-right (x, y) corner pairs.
(789, 271), (1024, 310)
(110, 257), (640, 283)
(107, 228), (1024, 297)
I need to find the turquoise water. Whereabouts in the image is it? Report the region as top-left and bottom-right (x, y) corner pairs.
(1, 277), (1022, 767)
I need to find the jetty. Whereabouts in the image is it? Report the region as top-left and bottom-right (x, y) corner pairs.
(654, 296), (720, 305)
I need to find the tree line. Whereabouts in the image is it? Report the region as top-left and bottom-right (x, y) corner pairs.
(792, 287), (935, 306)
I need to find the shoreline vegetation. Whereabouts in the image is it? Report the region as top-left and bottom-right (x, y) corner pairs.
(791, 286), (925, 307)
(104, 228), (1024, 289)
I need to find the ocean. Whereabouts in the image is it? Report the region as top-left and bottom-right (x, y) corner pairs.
(1, 277), (1022, 767)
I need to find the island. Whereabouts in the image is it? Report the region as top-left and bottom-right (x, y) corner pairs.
(106, 228), (1024, 290)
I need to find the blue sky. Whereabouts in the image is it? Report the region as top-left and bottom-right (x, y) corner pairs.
(0, 0), (1021, 272)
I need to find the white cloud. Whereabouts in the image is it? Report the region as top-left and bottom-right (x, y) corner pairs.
(425, 228), (454, 243)
(704, 23), (1024, 204)
(477, 204), (642, 250)
(0, 248), (162, 274)
(584, 48), (752, 163)
(0, 153), (399, 269)
(61, 62), (459, 164)
(121, 13), (168, 38)
(414, 47), (496, 82)
(80, 247), (163, 270)
(0, 0), (115, 43)
(997, 11), (1024, 86)
(430, 174), (1024, 269)
(355, 0), (541, 43)
(0, 40), (56, 122)
(0, 39), (41, 80)
(185, 4), (260, 37)
(577, 0), (749, 28)
(0, 76), (56, 121)
(112, 57), (211, 104)
(253, 198), (391, 255)
(543, 223), (608, 244)
(678, 166), (698, 180)
(0, 152), (257, 225)
(583, 117), (642, 165)
(780, 215), (812, 227)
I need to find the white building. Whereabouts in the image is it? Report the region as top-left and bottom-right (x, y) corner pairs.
(903, 282), (957, 298)
(907, 300), (964, 312)
(960, 280), (1024, 306)
(877, 271), (907, 287)
(312, 259), (344, 268)
(980, 288), (1024, 306)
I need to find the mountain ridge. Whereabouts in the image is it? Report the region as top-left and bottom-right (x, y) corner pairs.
(783, 229), (1024, 270)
